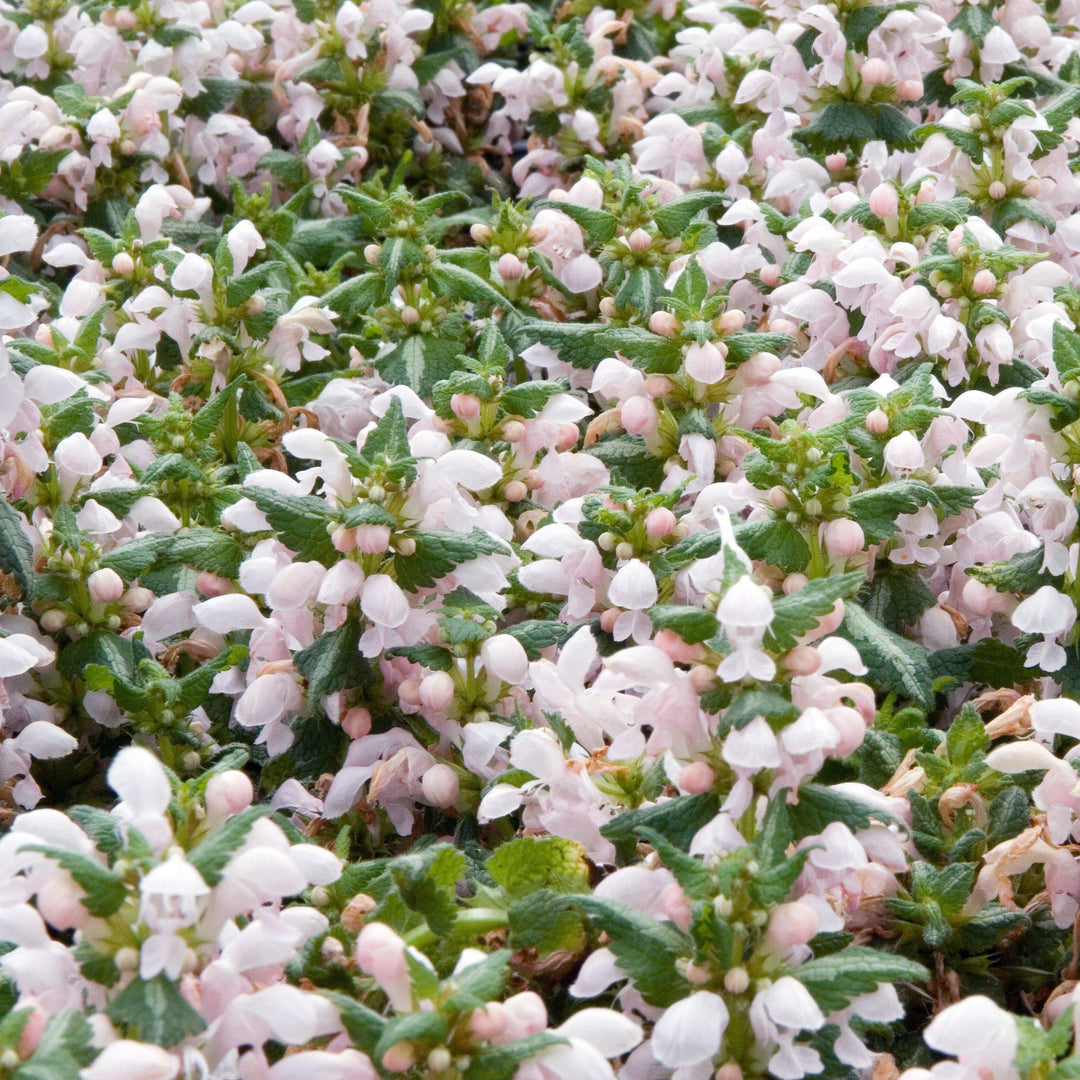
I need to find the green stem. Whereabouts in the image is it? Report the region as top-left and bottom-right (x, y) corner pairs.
(404, 907), (508, 950)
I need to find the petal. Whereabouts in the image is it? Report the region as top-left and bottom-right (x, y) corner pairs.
(651, 991), (729, 1068)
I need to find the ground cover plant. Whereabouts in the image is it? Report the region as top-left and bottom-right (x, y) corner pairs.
(3, 0), (1080, 1078)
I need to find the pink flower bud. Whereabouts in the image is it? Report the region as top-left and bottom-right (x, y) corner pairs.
(947, 225), (965, 254)
(421, 763), (459, 808)
(759, 265), (781, 288)
(382, 1043), (415, 1073)
(783, 645), (821, 676)
(827, 705), (867, 757)
(621, 396), (657, 436)
(742, 352), (780, 382)
(88, 568), (124, 605)
(364, 244), (380, 265)
(644, 375), (672, 397)
(649, 310), (680, 337)
(332, 526), (357, 552)
(557, 423), (580, 450)
(503, 480), (528, 502)
(865, 407), (889, 434)
(357, 923), (412, 1010)
(689, 664), (714, 691)
(121, 587), (154, 613)
(660, 883), (692, 930)
(195, 572), (232, 597)
(860, 58), (891, 85)
(916, 180), (937, 205)
(654, 629), (706, 664)
(599, 608), (621, 633)
(342, 706), (372, 739)
(419, 671), (456, 712)
(497, 253), (525, 281)
(868, 183), (898, 219)
(469, 1002), (508, 1040)
(628, 228), (652, 252)
(988, 181), (1007, 200)
(823, 519), (866, 559)
(645, 507), (677, 538)
(111, 252), (135, 275)
(685, 961), (711, 985)
(16, 1002), (46, 1058)
(1022, 178), (1041, 198)
(36, 873), (88, 931)
(783, 573), (808, 595)
(896, 79), (923, 101)
(205, 770), (253, 817)
(680, 761), (715, 794)
(40, 609), (67, 632)
(502, 420), (526, 443)
(805, 599), (845, 641)
(826, 152), (847, 172)
(716, 1064), (744, 1080)
(355, 524), (392, 554)
(398, 678), (422, 707)
(972, 269), (996, 294)
(767, 901), (819, 948)
(502, 992), (547, 1041)
(480, 634), (530, 683)
(470, 224), (492, 244)
(768, 486), (788, 509)
(717, 309), (747, 332)
(451, 394), (482, 420)
(400, 306), (420, 326)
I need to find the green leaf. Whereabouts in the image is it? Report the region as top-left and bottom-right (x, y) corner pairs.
(443, 951), (510, 1012)
(105, 975), (207, 1047)
(653, 192), (728, 238)
(373, 1011), (447, 1063)
(575, 896), (690, 1006)
(966, 546), (1053, 593)
(376, 334), (464, 397)
(944, 704), (988, 768)
(766, 572), (864, 650)
(245, 488), (337, 564)
(601, 793), (720, 850)
(191, 377), (244, 442)
(723, 689), (797, 731)
(13, 1010), (95, 1080)
(23, 848), (126, 918)
(295, 622), (364, 701)
(186, 807), (270, 887)
(950, 3), (995, 44)
(0, 501), (34, 600)
(734, 519), (810, 573)
(507, 891), (587, 956)
(986, 786), (1031, 848)
(463, 1034), (567, 1080)
(66, 806), (124, 857)
(395, 529), (507, 591)
(169, 528), (244, 578)
(862, 565), (935, 633)
(322, 992), (385, 1051)
(639, 827), (712, 899)
(545, 201), (618, 243)
(791, 783), (900, 838)
(647, 605), (718, 644)
(486, 837), (590, 900)
(431, 263), (509, 311)
(839, 601), (934, 707)
(792, 947), (929, 1012)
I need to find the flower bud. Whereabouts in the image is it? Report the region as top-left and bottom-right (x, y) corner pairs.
(685, 961), (711, 985)
(823, 518), (865, 559)
(40, 609), (68, 633)
(599, 297), (618, 318)
(653, 629), (705, 664)
(332, 525), (357, 552)
(195, 571), (232, 597)
(469, 1002), (508, 1039)
(111, 252), (135, 275)
(972, 269), (996, 294)
(783, 573), (808, 595)
(340, 892), (378, 931)
(689, 664), (715, 691)
(470, 224), (492, 244)
(382, 1043), (415, 1073)
(947, 225), (965, 255)
(645, 507), (677, 538)
(557, 423), (580, 450)
(988, 180), (1007, 200)
(342, 706), (372, 739)
(768, 486), (788, 509)
(759, 264), (781, 288)
(717, 309), (747, 333)
(88, 568), (124, 605)
(865, 407), (889, 434)
(660, 883), (692, 930)
(825, 152), (848, 173)
(205, 770), (253, 818)
(896, 78), (923, 101)
(860, 57), (890, 85)
(419, 671), (455, 712)
(355, 524), (392, 554)
(503, 480), (528, 502)
(621, 396), (656, 436)
(421, 763), (459, 808)
(680, 761), (715, 794)
(767, 901), (819, 948)
(628, 228), (652, 252)
(644, 375), (672, 397)
(649, 310), (680, 337)
(481, 634), (530, 683)
(1022, 178), (1041, 198)
(716, 1064), (744, 1080)
(121, 587), (154, 613)
(868, 183), (898, 219)
(36, 873), (88, 931)
(783, 645), (821, 676)
(497, 253), (525, 281)
(400, 306), (419, 326)
(827, 705), (867, 757)
(724, 967), (750, 993)
(599, 608), (620, 633)
(398, 678), (422, 707)
(15, 1002), (46, 1058)
(502, 420), (526, 443)
(364, 244), (381, 265)
(451, 394), (482, 420)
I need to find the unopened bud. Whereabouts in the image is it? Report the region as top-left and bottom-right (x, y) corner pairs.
(972, 269), (996, 294)
(822, 518), (865, 559)
(865, 407), (889, 434)
(860, 57), (890, 85)
(419, 671), (455, 712)
(111, 252), (135, 275)
(724, 967), (750, 993)
(364, 244), (381, 265)
(497, 253), (525, 281)
(988, 180), (1007, 200)
(470, 224), (492, 244)
(645, 507), (677, 538)
(680, 761), (715, 794)
(355, 524), (392, 554)
(503, 479), (528, 502)
(649, 310), (680, 337)
(342, 706), (372, 739)
(340, 892), (378, 931)
(868, 183), (899, 219)
(628, 228), (652, 252)
(896, 78), (923, 101)
(421, 763), (459, 808)
(825, 152), (847, 172)
(88, 568), (124, 605)
(205, 770), (253, 817)
(451, 394), (482, 420)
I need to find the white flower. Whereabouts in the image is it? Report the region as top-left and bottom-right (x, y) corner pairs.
(651, 991), (729, 1068)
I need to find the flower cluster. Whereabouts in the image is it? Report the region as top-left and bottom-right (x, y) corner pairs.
(1, 0), (1080, 1077)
